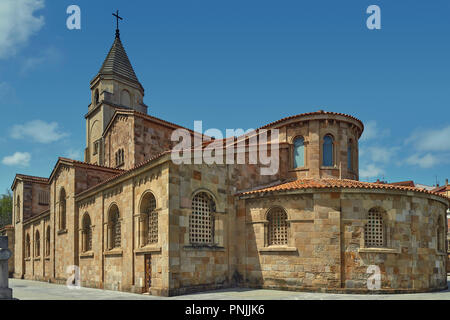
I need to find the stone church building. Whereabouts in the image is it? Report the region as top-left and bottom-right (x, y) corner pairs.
(10, 29), (448, 296)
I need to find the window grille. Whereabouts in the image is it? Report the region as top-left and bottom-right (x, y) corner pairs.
(268, 207), (288, 245)
(190, 193), (214, 244)
(365, 209), (385, 247)
(147, 196), (158, 244)
(109, 208), (121, 249)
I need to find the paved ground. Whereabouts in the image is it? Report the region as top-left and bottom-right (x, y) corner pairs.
(9, 277), (450, 300)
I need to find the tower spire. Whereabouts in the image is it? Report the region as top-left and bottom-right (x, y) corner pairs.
(112, 10), (123, 38)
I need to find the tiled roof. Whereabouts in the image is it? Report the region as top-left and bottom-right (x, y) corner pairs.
(375, 180), (416, 187)
(432, 185), (450, 193)
(96, 36), (140, 84)
(23, 208), (50, 225)
(15, 174), (48, 183)
(258, 110), (364, 132)
(239, 178), (449, 199)
(12, 174), (49, 190)
(76, 150), (172, 198)
(57, 157), (125, 173)
(102, 108), (206, 139)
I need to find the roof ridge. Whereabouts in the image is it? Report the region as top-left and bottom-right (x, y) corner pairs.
(58, 157), (125, 172)
(258, 110), (364, 132)
(76, 150), (172, 198)
(239, 178), (449, 200)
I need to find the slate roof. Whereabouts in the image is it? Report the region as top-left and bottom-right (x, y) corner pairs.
(97, 35), (140, 84)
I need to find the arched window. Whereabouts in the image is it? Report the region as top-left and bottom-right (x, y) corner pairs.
(115, 149), (125, 167)
(347, 140), (353, 171)
(95, 89), (99, 105)
(190, 192), (215, 244)
(82, 214), (92, 252)
(35, 230), (40, 257)
(59, 188), (66, 231)
(293, 136), (305, 168)
(25, 233), (31, 258)
(120, 89), (131, 106)
(16, 195), (20, 223)
(323, 134), (334, 167)
(437, 215), (444, 252)
(140, 193), (158, 246)
(267, 207), (288, 246)
(365, 208), (385, 247)
(108, 205), (121, 249)
(46, 226), (50, 256)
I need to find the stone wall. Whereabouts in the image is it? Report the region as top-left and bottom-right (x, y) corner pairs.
(74, 160), (170, 294)
(133, 116), (176, 164)
(265, 114), (361, 182)
(240, 189), (448, 293)
(103, 114), (135, 170)
(167, 162), (235, 296)
(51, 165), (77, 281)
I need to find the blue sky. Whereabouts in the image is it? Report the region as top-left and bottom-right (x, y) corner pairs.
(0, 0), (449, 193)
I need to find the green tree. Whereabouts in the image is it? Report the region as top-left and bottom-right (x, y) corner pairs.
(0, 190), (12, 228)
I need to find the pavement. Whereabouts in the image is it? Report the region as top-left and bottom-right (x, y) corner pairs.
(8, 277), (450, 300)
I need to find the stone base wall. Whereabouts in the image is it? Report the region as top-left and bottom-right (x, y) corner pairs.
(241, 189), (448, 293)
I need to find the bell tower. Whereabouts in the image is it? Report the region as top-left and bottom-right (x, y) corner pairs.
(85, 10), (148, 165)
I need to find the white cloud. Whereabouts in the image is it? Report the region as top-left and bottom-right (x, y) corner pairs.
(360, 164), (384, 179)
(20, 46), (62, 74)
(405, 153), (440, 169)
(11, 120), (68, 143)
(65, 149), (82, 160)
(406, 125), (450, 152)
(0, 0), (45, 59)
(0, 82), (17, 104)
(360, 120), (390, 142)
(2, 152), (31, 167)
(360, 146), (398, 164)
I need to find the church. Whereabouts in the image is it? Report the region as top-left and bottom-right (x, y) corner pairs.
(10, 22), (448, 296)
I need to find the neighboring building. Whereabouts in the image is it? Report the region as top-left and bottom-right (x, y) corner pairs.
(375, 179), (435, 191)
(431, 180), (450, 272)
(0, 224), (14, 277)
(10, 28), (449, 296)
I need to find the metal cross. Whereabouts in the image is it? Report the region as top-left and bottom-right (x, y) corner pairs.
(112, 10), (123, 37)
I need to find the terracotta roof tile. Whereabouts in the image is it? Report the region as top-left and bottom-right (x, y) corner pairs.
(15, 174), (48, 183)
(239, 178), (449, 200)
(76, 150), (172, 198)
(258, 110), (364, 132)
(58, 157), (125, 173)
